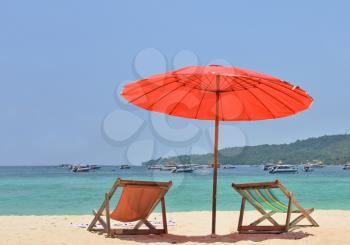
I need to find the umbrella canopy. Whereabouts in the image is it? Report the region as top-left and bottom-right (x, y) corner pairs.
(121, 65), (313, 235)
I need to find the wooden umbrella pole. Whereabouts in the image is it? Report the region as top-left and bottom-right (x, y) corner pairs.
(211, 75), (220, 236)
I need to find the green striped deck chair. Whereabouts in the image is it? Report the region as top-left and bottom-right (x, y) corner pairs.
(232, 180), (318, 234)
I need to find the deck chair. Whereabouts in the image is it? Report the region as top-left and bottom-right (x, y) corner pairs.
(88, 178), (172, 236)
(232, 180), (319, 234)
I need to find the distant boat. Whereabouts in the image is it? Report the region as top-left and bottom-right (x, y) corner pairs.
(310, 163), (325, 168)
(190, 164), (205, 170)
(223, 164), (235, 169)
(305, 160), (325, 168)
(119, 164), (130, 169)
(147, 165), (162, 170)
(171, 165), (194, 173)
(72, 165), (90, 172)
(343, 163), (350, 170)
(269, 165), (298, 174)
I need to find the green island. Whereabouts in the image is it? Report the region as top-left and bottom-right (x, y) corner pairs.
(142, 134), (350, 166)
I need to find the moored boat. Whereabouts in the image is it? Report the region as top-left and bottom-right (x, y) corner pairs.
(72, 165), (90, 172)
(171, 165), (194, 173)
(119, 164), (130, 169)
(343, 163), (350, 170)
(223, 164), (235, 169)
(147, 165), (162, 170)
(310, 163), (325, 168)
(305, 160), (325, 168)
(269, 165), (298, 174)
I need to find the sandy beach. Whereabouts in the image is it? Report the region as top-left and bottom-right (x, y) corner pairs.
(1, 210), (349, 245)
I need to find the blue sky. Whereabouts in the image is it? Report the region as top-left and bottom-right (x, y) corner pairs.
(1, 1), (350, 165)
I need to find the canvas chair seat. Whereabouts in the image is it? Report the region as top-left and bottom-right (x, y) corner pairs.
(110, 186), (165, 222)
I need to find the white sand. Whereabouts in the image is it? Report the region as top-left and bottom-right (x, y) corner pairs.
(0, 210), (349, 245)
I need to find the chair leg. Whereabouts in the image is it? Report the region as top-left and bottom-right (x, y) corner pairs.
(292, 198), (319, 227)
(133, 220), (144, 230)
(87, 179), (120, 231)
(237, 197), (246, 231)
(105, 193), (111, 237)
(88, 210), (101, 231)
(290, 208), (316, 227)
(92, 209), (107, 231)
(161, 197), (168, 233)
(285, 196), (292, 231)
(142, 219), (157, 231)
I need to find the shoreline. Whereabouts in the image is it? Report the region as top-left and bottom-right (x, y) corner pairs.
(1, 210), (350, 245)
(1, 208), (350, 216)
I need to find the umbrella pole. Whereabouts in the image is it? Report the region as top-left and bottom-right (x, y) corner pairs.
(211, 77), (220, 236)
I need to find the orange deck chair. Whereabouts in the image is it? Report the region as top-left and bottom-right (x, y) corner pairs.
(88, 178), (172, 236)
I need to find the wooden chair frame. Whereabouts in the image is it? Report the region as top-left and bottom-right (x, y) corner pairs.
(232, 180), (319, 234)
(88, 178), (172, 236)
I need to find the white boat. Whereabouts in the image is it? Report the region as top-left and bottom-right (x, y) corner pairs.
(223, 164), (235, 169)
(189, 164), (204, 170)
(147, 165), (162, 170)
(269, 165), (298, 174)
(305, 160), (325, 168)
(310, 163), (325, 168)
(171, 165), (194, 173)
(72, 165), (90, 172)
(343, 163), (350, 170)
(119, 164), (130, 169)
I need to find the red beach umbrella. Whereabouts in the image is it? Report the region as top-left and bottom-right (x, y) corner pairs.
(121, 65), (313, 235)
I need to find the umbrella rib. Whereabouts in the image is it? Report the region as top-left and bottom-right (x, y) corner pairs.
(250, 76), (310, 99)
(127, 79), (178, 103)
(126, 75), (176, 91)
(257, 80), (310, 107)
(146, 84), (185, 110)
(194, 76), (216, 119)
(169, 85), (198, 115)
(172, 74), (211, 91)
(174, 73), (309, 97)
(234, 77), (277, 119)
(238, 77), (296, 114)
(192, 74), (207, 87)
(253, 85), (297, 114)
(188, 74), (212, 90)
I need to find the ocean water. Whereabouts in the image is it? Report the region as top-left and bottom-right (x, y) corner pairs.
(0, 165), (349, 215)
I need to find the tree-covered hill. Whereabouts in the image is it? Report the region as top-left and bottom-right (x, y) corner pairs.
(142, 134), (350, 166)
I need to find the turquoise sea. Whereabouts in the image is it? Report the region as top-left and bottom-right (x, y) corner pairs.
(0, 165), (349, 215)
